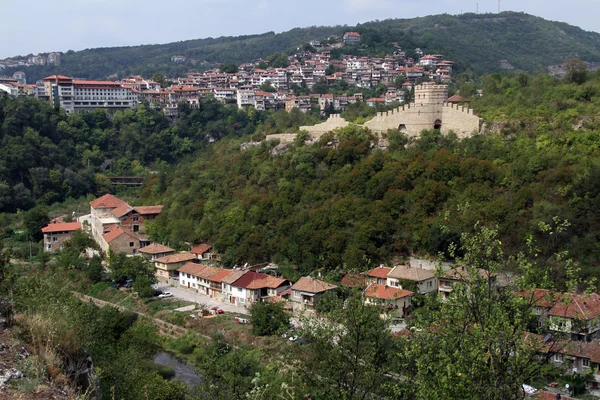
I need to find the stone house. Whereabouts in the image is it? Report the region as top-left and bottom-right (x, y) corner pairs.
(363, 283), (413, 318)
(154, 252), (197, 284)
(111, 204), (163, 234)
(290, 277), (337, 312)
(101, 226), (141, 255)
(386, 265), (438, 294)
(190, 243), (216, 261)
(89, 194), (126, 243)
(42, 222), (81, 252)
(438, 266), (496, 300)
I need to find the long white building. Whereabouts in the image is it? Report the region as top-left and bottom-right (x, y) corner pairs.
(43, 75), (137, 114)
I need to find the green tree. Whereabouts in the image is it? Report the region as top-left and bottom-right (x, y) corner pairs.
(564, 58), (589, 84)
(249, 301), (289, 336)
(219, 63), (238, 73)
(23, 205), (49, 241)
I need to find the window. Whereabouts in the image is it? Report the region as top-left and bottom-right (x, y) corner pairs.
(129, 242), (134, 247)
(583, 359), (590, 368)
(53, 237), (58, 242)
(554, 353), (563, 363)
(132, 249), (137, 254)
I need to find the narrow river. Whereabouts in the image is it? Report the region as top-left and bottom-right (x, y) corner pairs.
(153, 352), (203, 387)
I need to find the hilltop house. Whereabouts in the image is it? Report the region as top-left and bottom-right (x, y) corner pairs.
(190, 243), (217, 261)
(290, 277), (337, 312)
(438, 266), (496, 300)
(365, 266), (392, 285)
(221, 270), (248, 305)
(42, 222), (81, 252)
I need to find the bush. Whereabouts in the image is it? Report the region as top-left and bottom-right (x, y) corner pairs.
(249, 301), (289, 336)
(154, 365), (176, 380)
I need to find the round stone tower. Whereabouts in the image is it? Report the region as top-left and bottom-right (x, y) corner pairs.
(414, 82), (448, 106)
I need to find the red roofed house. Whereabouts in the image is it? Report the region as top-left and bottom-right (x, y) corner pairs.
(343, 32), (361, 45)
(89, 194), (127, 243)
(42, 222), (81, 252)
(363, 283), (413, 317)
(546, 291), (600, 341)
(100, 226), (141, 255)
(365, 266), (393, 285)
(190, 243), (216, 261)
(290, 277), (337, 312)
(229, 271), (290, 307)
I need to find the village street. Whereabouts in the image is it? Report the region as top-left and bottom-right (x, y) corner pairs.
(154, 283), (250, 315)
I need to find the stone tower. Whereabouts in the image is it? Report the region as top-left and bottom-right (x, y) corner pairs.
(414, 82), (448, 106)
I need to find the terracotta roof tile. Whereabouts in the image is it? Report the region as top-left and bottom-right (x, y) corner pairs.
(191, 243), (213, 255)
(291, 277), (337, 294)
(178, 262), (208, 276)
(102, 226), (138, 244)
(111, 204), (132, 218)
(208, 269), (232, 283)
(154, 252), (196, 264)
(89, 194), (127, 209)
(388, 265), (435, 282)
(133, 205), (163, 215)
(41, 222), (81, 233)
(340, 273), (366, 288)
(221, 270), (247, 284)
(366, 266), (392, 279)
(364, 283), (413, 300)
(139, 243), (175, 255)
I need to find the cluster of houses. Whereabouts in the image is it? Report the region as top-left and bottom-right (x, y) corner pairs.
(1, 36), (454, 117)
(0, 51), (61, 72)
(39, 194), (600, 392)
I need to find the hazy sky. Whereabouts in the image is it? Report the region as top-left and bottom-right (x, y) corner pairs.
(1, 0), (598, 59)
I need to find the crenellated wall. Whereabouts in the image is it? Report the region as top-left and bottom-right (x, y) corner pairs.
(299, 114), (349, 137)
(295, 84), (482, 140)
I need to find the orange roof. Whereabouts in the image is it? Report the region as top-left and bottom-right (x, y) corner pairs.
(111, 204), (132, 218)
(90, 194), (127, 209)
(43, 75), (71, 81)
(364, 284), (413, 300)
(548, 292), (600, 320)
(208, 269), (232, 283)
(73, 80), (121, 86)
(133, 205), (163, 215)
(366, 266), (392, 279)
(195, 266), (222, 280)
(447, 94), (469, 103)
(291, 277), (337, 294)
(102, 226), (138, 244)
(139, 243), (175, 255)
(221, 270), (247, 284)
(154, 252), (196, 264)
(191, 243), (212, 255)
(41, 222), (81, 233)
(340, 273), (366, 288)
(178, 262), (208, 275)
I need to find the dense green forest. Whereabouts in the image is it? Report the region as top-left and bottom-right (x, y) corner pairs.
(136, 69), (600, 282)
(5, 12), (600, 82)
(0, 95), (323, 213)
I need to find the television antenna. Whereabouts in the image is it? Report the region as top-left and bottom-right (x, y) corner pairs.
(476, 3), (479, 13)
(498, 0), (501, 13)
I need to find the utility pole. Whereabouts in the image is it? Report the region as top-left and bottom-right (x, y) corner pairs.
(476, 3), (479, 13)
(498, 0), (501, 13)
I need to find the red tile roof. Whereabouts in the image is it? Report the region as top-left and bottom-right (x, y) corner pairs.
(154, 252), (196, 264)
(291, 277), (337, 294)
(364, 284), (413, 300)
(221, 270), (247, 285)
(134, 205), (163, 215)
(548, 292), (600, 320)
(366, 266), (392, 279)
(447, 94), (469, 103)
(41, 222), (81, 233)
(340, 273), (366, 288)
(111, 204), (132, 218)
(102, 226), (138, 244)
(138, 243), (175, 255)
(191, 243), (212, 255)
(208, 269), (232, 283)
(178, 262), (208, 276)
(230, 271), (285, 289)
(90, 194), (127, 209)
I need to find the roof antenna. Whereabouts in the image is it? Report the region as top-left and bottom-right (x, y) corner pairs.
(498, 0), (501, 13)
(476, 3), (479, 13)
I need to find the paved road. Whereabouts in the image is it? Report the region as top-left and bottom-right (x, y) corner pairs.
(154, 284), (250, 315)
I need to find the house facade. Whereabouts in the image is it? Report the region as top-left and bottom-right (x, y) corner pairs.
(101, 226), (141, 255)
(42, 222), (81, 252)
(363, 283), (413, 318)
(154, 252), (197, 284)
(365, 266), (392, 285)
(386, 265), (438, 294)
(290, 277), (337, 312)
(138, 243), (175, 261)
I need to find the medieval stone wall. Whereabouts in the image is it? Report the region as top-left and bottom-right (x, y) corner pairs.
(299, 114), (349, 136)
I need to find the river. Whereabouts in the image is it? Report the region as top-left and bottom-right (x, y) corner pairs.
(153, 352), (202, 387)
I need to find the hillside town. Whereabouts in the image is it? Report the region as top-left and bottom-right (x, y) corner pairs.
(0, 34), (455, 116)
(37, 192), (600, 396)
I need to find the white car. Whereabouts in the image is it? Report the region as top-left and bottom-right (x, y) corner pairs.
(158, 292), (173, 299)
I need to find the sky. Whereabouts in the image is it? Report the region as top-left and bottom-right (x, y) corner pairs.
(1, 0), (598, 59)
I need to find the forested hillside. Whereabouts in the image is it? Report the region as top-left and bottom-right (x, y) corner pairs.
(139, 70), (600, 282)
(5, 12), (600, 82)
(0, 96), (285, 212)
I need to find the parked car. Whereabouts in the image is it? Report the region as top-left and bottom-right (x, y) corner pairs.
(210, 306), (224, 314)
(158, 292), (173, 299)
(123, 279), (133, 288)
(151, 289), (163, 297)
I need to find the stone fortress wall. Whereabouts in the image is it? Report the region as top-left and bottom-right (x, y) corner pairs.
(296, 83), (482, 140)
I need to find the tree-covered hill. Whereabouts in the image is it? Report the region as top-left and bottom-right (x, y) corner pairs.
(5, 12), (600, 82)
(139, 70), (600, 282)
